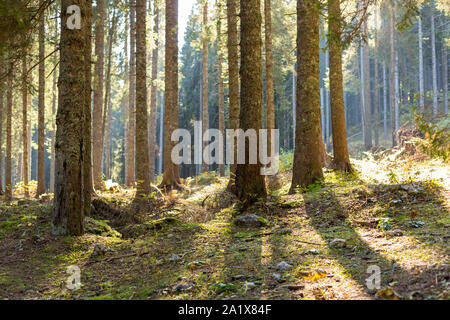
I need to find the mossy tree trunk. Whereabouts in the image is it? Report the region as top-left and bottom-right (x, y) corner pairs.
(226, 0), (239, 191)
(202, 0), (209, 173)
(235, 0), (267, 207)
(217, 1), (225, 177)
(22, 54), (29, 197)
(264, 0), (275, 158)
(127, 0), (136, 187)
(160, 0), (181, 189)
(93, 0), (105, 190)
(149, 0), (159, 183)
(290, 0), (323, 192)
(53, 0), (92, 236)
(37, 1), (46, 196)
(328, 0), (352, 172)
(0, 59), (4, 195)
(135, 0), (151, 195)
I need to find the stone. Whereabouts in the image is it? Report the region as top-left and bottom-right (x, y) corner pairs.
(168, 254), (182, 262)
(272, 273), (286, 283)
(329, 239), (346, 248)
(243, 282), (256, 290)
(386, 229), (404, 237)
(276, 228), (293, 235)
(233, 214), (268, 228)
(276, 261), (293, 271)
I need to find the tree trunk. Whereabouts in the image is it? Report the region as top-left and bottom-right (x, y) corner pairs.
(92, 0), (105, 190)
(389, 0), (396, 146)
(148, 0), (159, 183)
(0, 59), (3, 195)
(235, 0), (266, 206)
(103, 5), (117, 180)
(127, 0), (136, 187)
(50, 50), (57, 193)
(373, 9), (379, 147)
(53, 0), (92, 236)
(22, 54), (29, 197)
(217, 2), (225, 177)
(418, 15), (425, 114)
(383, 62), (388, 138)
(202, 0), (209, 173)
(5, 61), (13, 201)
(264, 0), (275, 161)
(37, 2), (46, 196)
(395, 50), (399, 130)
(443, 40), (448, 115)
(135, 0), (150, 195)
(124, 18), (129, 185)
(363, 20), (372, 150)
(290, 0), (323, 192)
(431, 15), (438, 116)
(160, 0), (181, 189)
(328, 0), (352, 172)
(226, 0), (239, 191)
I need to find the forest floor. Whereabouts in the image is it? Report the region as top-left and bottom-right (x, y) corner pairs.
(0, 153), (449, 300)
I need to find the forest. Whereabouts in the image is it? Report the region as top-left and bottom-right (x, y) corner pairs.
(0, 0), (449, 301)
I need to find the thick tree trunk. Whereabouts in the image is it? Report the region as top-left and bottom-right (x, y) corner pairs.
(37, 2), (46, 196)
(127, 0), (136, 187)
(418, 15), (425, 114)
(328, 0), (352, 172)
(149, 1), (159, 183)
(135, 0), (151, 195)
(235, 0), (266, 206)
(92, 0), (105, 190)
(431, 15), (438, 116)
(389, 0), (396, 146)
(53, 0), (92, 236)
(5, 61), (13, 201)
(160, 0), (181, 189)
(0, 60), (3, 194)
(202, 0), (209, 173)
(290, 0), (323, 192)
(226, 0), (239, 191)
(217, 2), (225, 177)
(22, 55), (29, 197)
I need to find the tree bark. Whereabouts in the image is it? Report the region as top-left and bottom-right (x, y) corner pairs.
(202, 0), (209, 173)
(389, 0), (396, 146)
(362, 20), (372, 150)
(148, 0), (159, 183)
(37, 1), (46, 196)
(160, 0), (181, 189)
(53, 0), (92, 236)
(103, 5), (117, 180)
(217, 1), (225, 177)
(418, 15), (425, 114)
(135, 0), (151, 195)
(127, 0), (136, 187)
(264, 0), (275, 161)
(226, 0), (239, 191)
(22, 54), (29, 197)
(290, 0), (323, 192)
(5, 61), (13, 202)
(92, 0), (105, 190)
(50, 49), (57, 193)
(0, 59), (3, 195)
(328, 0), (352, 172)
(431, 15), (438, 116)
(235, 0), (267, 206)
(443, 40), (448, 115)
